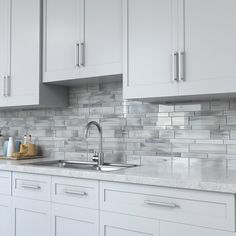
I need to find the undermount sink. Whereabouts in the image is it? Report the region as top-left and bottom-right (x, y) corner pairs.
(27, 160), (138, 172)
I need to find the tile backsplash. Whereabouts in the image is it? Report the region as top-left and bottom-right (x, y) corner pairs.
(1, 80), (236, 165)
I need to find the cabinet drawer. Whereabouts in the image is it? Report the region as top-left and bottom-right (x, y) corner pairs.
(0, 171), (11, 196)
(52, 177), (99, 209)
(12, 172), (51, 201)
(100, 181), (236, 232)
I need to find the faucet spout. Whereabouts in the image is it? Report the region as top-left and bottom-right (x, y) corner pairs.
(84, 121), (104, 167)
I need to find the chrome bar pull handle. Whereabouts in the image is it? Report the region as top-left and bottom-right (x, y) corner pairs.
(64, 189), (88, 196)
(179, 51), (185, 81)
(173, 52), (179, 82)
(80, 42), (85, 67)
(144, 200), (178, 208)
(22, 184), (41, 190)
(2, 76), (6, 97)
(5, 75), (10, 97)
(76, 43), (80, 67)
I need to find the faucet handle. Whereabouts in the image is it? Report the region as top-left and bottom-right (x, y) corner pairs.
(93, 151), (99, 157)
(92, 151), (99, 162)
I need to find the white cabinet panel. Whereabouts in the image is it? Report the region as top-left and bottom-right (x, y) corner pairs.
(0, 0), (10, 106)
(8, 0), (41, 106)
(0, 0), (68, 108)
(179, 0), (236, 96)
(0, 171), (11, 195)
(160, 221), (236, 236)
(52, 176), (99, 209)
(100, 181), (235, 231)
(100, 211), (159, 236)
(43, 0), (122, 83)
(79, 0), (123, 78)
(12, 172), (51, 201)
(124, 0), (178, 100)
(12, 197), (50, 236)
(0, 195), (11, 236)
(43, 0), (82, 82)
(52, 203), (99, 236)
(124, 0), (236, 101)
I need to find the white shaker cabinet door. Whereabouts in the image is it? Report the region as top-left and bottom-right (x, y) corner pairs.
(79, 0), (123, 79)
(43, 0), (82, 82)
(0, 195), (11, 236)
(12, 198), (50, 236)
(160, 221), (235, 236)
(179, 0), (236, 96)
(52, 203), (99, 236)
(0, 0), (10, 106)
(8, 0), (41, 106)
(124, 0), (179, 100)
(100, 211), (159, 236)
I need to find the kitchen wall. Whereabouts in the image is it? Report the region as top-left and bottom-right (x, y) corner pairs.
(0, 80), (236, 165)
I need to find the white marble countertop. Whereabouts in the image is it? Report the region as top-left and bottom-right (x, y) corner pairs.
(1, 157), (236, 194)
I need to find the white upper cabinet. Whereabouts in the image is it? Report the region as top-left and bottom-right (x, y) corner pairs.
(43, 0), (123, 83)
(123, 0), (179, 100)
(0, 0), (10, 107)
(124, 0), (236, 100)
(43, 0), (82, 82)
(9, 0), (41, 106)
(179, 0), (236, 96)
(0, 0), (68, 109)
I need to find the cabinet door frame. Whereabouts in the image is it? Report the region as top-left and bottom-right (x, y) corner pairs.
(0, 0), (11, 106)
(160, 221), (235, 236)
(43, 0), (84, 83)
(123, 0), (179, 100)
(178, 0), (236, 97)
(78, 0), (123, 79)
(52, 203), (99, 236)
(12, 197), (51, 236)
(0, 195), (11, 236)
(100, 211), (159, 236)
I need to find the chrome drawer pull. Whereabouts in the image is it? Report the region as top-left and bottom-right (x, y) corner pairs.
(21, 184), (41, 190)
(64, 189), (88, 196)
(144, 200), (178, 208)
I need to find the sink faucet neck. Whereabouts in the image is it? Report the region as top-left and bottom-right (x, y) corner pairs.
(84, 121), (104, 166)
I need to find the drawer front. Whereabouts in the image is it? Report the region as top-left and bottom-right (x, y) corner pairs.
(0, 171), (11, 195)
(52, 177), (99, 209)
(100, 181), (236, 232)
(12, 172), (51, 201)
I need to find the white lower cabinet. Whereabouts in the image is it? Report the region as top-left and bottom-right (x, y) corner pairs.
(160, 221), (236, 236)
(12, 197), (51, 236)
(0, 195), (11, 236)
(52, 203), (99, 236)
(1, 172), (236, 236)
(100, 211), (159, 236)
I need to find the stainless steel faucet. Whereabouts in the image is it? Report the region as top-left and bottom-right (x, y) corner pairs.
(84, 121), (104, 167)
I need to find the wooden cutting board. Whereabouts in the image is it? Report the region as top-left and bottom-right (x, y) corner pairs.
(0, 156), (43, 160)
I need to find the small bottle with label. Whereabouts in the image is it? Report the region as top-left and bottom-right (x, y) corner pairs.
(7, 137), (15, 157)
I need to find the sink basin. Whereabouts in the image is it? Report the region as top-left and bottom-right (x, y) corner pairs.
(27, 160), (138, 172)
